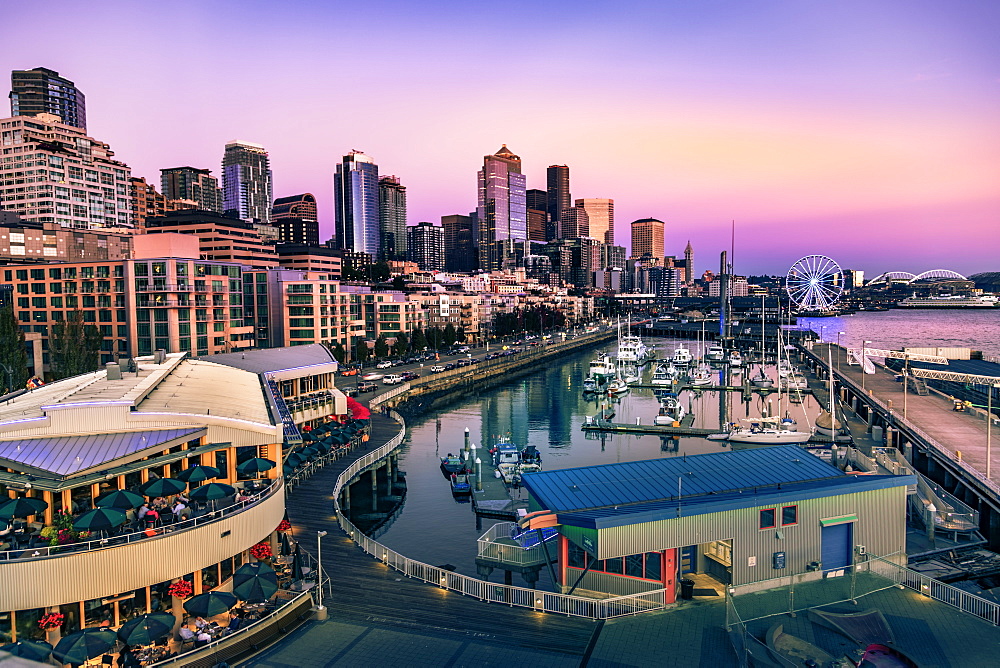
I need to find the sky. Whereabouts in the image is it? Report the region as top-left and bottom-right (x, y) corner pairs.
(4, 0), (999, 278)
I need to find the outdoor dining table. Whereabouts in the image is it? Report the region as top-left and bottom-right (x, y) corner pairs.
(134, 645), (168, 665)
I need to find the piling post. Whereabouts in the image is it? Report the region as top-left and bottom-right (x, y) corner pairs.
(464, 427), (471, 460)
(475, 458), (483, 491)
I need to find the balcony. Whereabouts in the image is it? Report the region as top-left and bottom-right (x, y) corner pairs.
(0, 479), (285, 612)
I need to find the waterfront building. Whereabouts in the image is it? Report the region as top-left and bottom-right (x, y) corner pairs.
(0, 212), (131, 265)
(378, 176), (406, 261)
(575, 198), (614, 245)
(407, 221), (444, 272)
(9, 67), (86, 132)
(546, 165), (570, 241)
(478, 146), (527, 272)
(518, 447), (910, 601)
(0, 113), (132, 229)
(630, 218), (664, 262)
(143, 209), (279, 268)
(334, 151), (380, 256)
(441, 213), (477, 273)
(222, 141), (272, 225)
(130, 176), (167, 228)
(160, 167), (223, 213)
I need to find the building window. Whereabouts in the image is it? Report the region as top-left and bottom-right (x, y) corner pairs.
(781, 505), (798, 526)
(759, 508), (776, 529)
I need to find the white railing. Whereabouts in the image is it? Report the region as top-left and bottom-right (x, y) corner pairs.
(476, 522), (551, 567)
(330, 411), (670, 620)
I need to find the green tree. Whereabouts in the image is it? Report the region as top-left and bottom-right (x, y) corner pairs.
(391, 276), (406, 291)
(393, 332), (409, 356)
(370, 262), (391, 283)
(410, 328), (427, 352)
(456, 326), (466, 343)
(374, 335), (390, 358)
(353, 339), (370, 363)
(0, 305), (29, 391)
(330, 342), (347, 364)
(443, 323), (457, 347)
(49, 310), (103, 380)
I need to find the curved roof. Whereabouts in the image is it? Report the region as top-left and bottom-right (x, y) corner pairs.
(913, 269), (966, 281)
(869, 271), (916, 285)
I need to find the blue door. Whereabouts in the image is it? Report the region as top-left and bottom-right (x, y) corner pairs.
(679, 545), (697, 574)
(821, 523), (853, 571)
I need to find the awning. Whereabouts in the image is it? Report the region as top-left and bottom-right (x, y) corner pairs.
(346, 397), (371, 420)
(819, 514), (858, 527)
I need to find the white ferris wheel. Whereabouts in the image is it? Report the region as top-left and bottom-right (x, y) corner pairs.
(785, 255), (844, 311)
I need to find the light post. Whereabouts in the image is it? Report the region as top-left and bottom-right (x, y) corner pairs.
(988, 385), (998, 480)
(862, 341), (872, 391)
(315, 530), (328, 616)
(836, 331), (845, 370)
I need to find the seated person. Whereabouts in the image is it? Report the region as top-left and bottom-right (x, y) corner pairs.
(194, 616), (209, 629)
(178, 625), (196, 645)
(143, 508), (159, 526)
(194, 630), (212, 647)
(225, 612), (244, 633)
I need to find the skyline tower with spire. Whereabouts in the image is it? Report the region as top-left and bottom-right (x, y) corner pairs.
(477, 144), (527, 271)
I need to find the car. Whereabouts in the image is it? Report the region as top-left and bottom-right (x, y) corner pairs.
(401, 371), (420, 381)
(356, 381), (377, 392)
(392, 359), (407, 366)
(443, 363), (457, 370)
(430, 365), (445, 372)
(340, 365), (359, 376)
(361, 372), (383, 381)
(382, 374), (404, 385)
(344, 387), (360, 397)
(376, 361), (392, 369)
(456, 359), (471, 368)
(469, 358), (480, 364)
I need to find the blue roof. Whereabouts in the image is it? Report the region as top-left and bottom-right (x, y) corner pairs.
(522, 446), (847, 512)
(0, 428), (204, 478)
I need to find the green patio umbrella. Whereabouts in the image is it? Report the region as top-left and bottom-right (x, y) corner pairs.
(299, 446), (321, 460)
(282, 464), (295, 477)
(116, 613), (175, 646)
(0, 640), (52, 661)
(136, 477), (186, 498)
(300, 431), (315, 442)
(188, 482), (235, 503)
(285, 453), (306, 468)
(236, 458), (276, 476)
(73, 507), (127, 533)
(182, 591), (238, 617)
(311, 441), (332, 454)
(175, 465), (221, 485)
(232, 562), (279, 603)
(95, 489), (145, 510)
(0, 496), (47, 519)
(52, 628), (117, 665)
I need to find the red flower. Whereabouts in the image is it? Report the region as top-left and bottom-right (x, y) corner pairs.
(249, 541), (273, 560)
(276, 519), (292, 532)
(167, 580), (194, 598)
(38, 613), (65, 630)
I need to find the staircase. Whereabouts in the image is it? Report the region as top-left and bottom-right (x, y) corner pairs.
(906, 375), (929, 396)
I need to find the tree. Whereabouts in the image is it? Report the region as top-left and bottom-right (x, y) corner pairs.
(330, 342), (347, 364)
(391, 276), (406, 291)
(370, 262), (391, 283)
(374, 335), (390, 358)
(393, 332), (409, 356)
(0, 305), (29, 391)
(456, 326), (466, 343)
(49, 310), (103, 380)
(443, 323), (457, 347)
(410, 328), (427, 352)
(353, 339), (370, 363)
(426, 327), (442, 350)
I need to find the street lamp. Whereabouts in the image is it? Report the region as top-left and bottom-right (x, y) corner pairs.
(836, 331), (845, 370)
(316, 530), (328, 612)
(988, 385), (999, 480)
(862, 341), (872, 391)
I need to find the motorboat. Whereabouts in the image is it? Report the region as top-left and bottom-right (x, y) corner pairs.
(440, 453), (466, 474)
(449, 472), (472, 496)
(653, 394), (687, 425)
(780, 372), (808, 390)
(607, 378), (630, 395)
(520, 445), (543, 467)
(705, 345), (725, 362)
(650, 363), (672, 386)
(582, 375), (602, 394)
(690, 365), (713, 386)
(617, 318), (655, 364)
(620, 362), (641, 385)
(751, 368), (773, 388)
(588, 353), (616, 384)
(672, 345), (693, 366)
(727, 350), (743, 367)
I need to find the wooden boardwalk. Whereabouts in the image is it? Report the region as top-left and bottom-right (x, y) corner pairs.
(283, 414), (598, 657)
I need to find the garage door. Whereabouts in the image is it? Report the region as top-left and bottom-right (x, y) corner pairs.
(821, 522), (853, 571)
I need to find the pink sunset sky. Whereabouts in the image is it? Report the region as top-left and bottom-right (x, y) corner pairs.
(4, 0), (999, 277)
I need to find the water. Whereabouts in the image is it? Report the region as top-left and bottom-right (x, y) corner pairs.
(375, 309), (998, 578)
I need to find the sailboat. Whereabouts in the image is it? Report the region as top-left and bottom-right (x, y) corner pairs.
(690, 365), (713, 386)
(814, 344), (844, 440)
(728, 350), (744, 367)
(620, 359), (641, 385)
(715, 417), (813, 445)
(750, 295), (773, 388)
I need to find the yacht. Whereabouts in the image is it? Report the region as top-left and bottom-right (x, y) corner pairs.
(780, 372), (808, 391)
(751, 367), (773, 388)
(709, 418), (812, 445)
(654, 394), (687, 425)
(588, 353), (616, 384)
(672, 345), (693, 367)
(650, 363), (679, 386)
(728, 350), (744, 367)
(582, 375), (601, 394)
(620, 362), (641, 385)
(618, 332), (654, 364)
(705, 345), (725, 362)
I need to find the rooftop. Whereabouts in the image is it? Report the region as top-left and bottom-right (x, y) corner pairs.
(196, 344), (336, 375)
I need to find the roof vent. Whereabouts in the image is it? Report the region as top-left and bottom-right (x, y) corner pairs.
(153, 349), (166, 364)
(105, 362), (122, 380)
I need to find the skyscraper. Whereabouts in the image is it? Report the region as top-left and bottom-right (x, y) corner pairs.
(271, 193), (318, 223)
(559, 207), (589, 239)
(525, 189), (548, 242)
(477, 145), (527, 271)
(684, 240), (694, 285)
(407, 221), (444, 271)
(379, 175), (407, 261)
(10, 67), (87, 131)
(442, 213), (477, 273)
(161, 167), (223, 213)
(575, 198), (614, 245)
(222, 141), (272, 224)
(631, 218), (665, 261)
(334, 151), (380, 255)
(546, 165), (570, 240)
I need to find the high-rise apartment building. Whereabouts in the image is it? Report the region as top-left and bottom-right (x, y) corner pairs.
(576, 198), (614, 245)
(631, 217), (665, 261)
(0, 113), (132, 229)
(0, 212), (131, 264)
(130, 176), (166, 227)
(9, 68), (87, 132)
(378, 175), (407, 261)
(272, 193), (319, 245)
(526, 189), (548, 242)
(684, 240), (694, 285)
(334, 151), (380, 255)
(407, 221), (444, 271)
(222, 141), (272, 224)
(477, 145), (527, 271)
(546, 165), (570, 241)
(161, 167), (223, 213)
(442, 213), (477, 273)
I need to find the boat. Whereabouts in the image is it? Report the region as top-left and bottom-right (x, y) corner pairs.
(780, 372), (808, 390)
(617, 319), (655, 364)
(449, 472), (472, 496)
(440, 453), (466, 474)
(705, 345), (725, 362)
(777, 359), (794, 378)
(896, 294), (998, 309)
(654, 394), (687, 425)
(751, 368), (773, 388)
(727, 350), (743, 367)
(814, 410), (844, 438)
(588, 353), (616, 384)
(690, 365), (713, 386)
(606, 377), (630, 395)
(619, 361), (641, 385)
(672, 344), (693, 366)
(717, 418), (812, 445)
(582, 375), (602, 394)
(520, 445), (542, 467)
(650, 363), (672, 386)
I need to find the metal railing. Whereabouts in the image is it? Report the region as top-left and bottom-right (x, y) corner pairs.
(0, 479), (281, 562)
(330, 410), (671, 620)
(476, 521), (551, 567)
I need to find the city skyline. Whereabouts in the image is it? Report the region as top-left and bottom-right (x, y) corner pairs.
(3, 1), (998, 276)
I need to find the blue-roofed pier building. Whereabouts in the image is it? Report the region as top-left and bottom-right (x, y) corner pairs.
(519, 447), (913, 602)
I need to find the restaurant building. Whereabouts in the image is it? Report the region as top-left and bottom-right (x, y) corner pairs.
(519, 447), (912, 602)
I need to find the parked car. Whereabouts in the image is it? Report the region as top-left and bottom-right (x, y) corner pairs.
(361, 372), (383, 381)
(356, 381), (378, 392)
(469, 358), (480, 364)
(430, 365), (445, 372)
(376, 361), (393, 369)
(382, 374), (404, 385)
(344, 387), (360, 397)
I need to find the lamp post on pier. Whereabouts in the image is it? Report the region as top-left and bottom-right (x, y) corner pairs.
(862, 341), (872, 392)
(988, 385), (999, 480)
(315, 530), (328, 619)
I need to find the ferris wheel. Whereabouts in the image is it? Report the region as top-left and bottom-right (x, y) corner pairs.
(786, 255), (844, 311)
